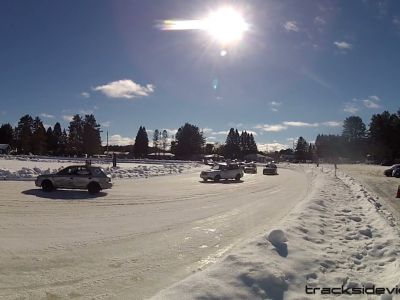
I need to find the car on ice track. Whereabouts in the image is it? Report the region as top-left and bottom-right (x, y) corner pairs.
(263, 162), (278, 175)
(243, 162), (257, 174)
(384, 164), (400, 178)
(200, 163), (244, 182)
(35, 165), (112, 194)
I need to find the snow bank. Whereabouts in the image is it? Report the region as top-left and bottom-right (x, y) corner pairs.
(0, 156), (202, 181)
(152, 165), (400, 299)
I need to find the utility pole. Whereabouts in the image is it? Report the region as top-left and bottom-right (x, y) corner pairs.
(106, 131), (109, 156)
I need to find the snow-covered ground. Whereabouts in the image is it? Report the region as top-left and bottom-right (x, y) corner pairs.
(0, 155), (202, 180)
(1, 161), (400, 299)
(153, 165), (400, 299)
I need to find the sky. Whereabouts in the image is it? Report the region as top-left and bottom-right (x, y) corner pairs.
(1, 0), (400, 151)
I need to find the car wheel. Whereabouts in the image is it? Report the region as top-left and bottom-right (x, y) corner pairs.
(235, 174), (241, 181)
(203, 178), (208, 182)
(88, 182), (101, 194)
(214, 175), (221, 182)
(41, 180), (54, 192)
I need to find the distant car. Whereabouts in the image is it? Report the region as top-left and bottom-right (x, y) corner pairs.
(244, 163), (257, 174)
(384, 164), (400, 177)
(35, 165), (112, 194)
(200, 163), (244, 182)
(263, 163), (278, 175)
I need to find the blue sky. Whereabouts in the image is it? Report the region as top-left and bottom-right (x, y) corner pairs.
(1, 0), (400, 151)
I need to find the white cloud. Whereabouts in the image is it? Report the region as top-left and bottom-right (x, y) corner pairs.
(202, 128), (213, 134)
(40, 113), (55, 119)
(363, 99), (381, 109)
(163, 128), (178, 136)
(79, 109), (94, 115)
(43, 124), (51, 129)
(104, 134), (134, 146)
(369, 95), (380, 101)
(343, 103), (359, 113)
(314, 16), (326, 25)
(258, 143), (289, 152)
(211, 130), (229, 135)
(255, 124), (288, 132)
(283, 121), (319, 127)
(270, 101), (282, 112)
(334, 41), (352, 50)
(62, 115), (74, 122)
(93, 79), (155, 99)
(101, 121), (111, 127)
(322, 121), (342, 127)
(81, 92), (90, 98)
(284, 21), (299, 32)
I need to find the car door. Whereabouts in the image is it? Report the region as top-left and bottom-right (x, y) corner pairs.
(72, 166), (91, 189)
(53, 166), (76, 188)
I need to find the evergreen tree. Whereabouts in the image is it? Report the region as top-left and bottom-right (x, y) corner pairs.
(153, 129), (160, 151)
(82, 114), (102, 155)
(15, 115), (34, 154)
(224, 128), (241, 159)
(32, 117), (47, 155)
(295, 137), (308, 161)
(342, 116), (366, 140)
(46, 127), (57, 154)
(161, 130), (168, 152)
(53, 122), (63, 155)
(174, 123), (205, 158)
(133, 126), (149, 158)
(0, 123), (14, 145)
(67, 114), (84, 155)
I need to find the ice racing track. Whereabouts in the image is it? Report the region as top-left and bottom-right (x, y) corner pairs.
(0, 166), (311, 299)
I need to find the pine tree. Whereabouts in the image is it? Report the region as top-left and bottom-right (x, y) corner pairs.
(0, 123), (14, 145)
(174, 123), (205, 158)
(32, 117), (47, 155)
(153, 129), (160, 151)
(82, 114), (102, 155)
(68, 114), (84, 155)
(295, 137), (308, 161)
(161, 130), (168, 152)
(53, 122), (63, 155)
(134, 126), (149, 158)
(15, 115), (34, 154)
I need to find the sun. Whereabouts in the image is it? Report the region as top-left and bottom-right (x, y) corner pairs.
(203, 7), (249, 45)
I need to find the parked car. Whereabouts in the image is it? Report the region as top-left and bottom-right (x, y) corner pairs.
(263, 162), (278, 175)
(200, 163), (244, 182)
(244, 162), (257, 174)
(384, 164), (400, 177)
(35, 165), (112, 194)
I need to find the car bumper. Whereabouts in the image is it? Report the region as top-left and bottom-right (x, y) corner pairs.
(101, 182), (113, 189)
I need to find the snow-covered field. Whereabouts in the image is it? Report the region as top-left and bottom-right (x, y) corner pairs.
(153, 165), (400, 299)
(0, 155), (202, 180)
(1, 161), (400, 299)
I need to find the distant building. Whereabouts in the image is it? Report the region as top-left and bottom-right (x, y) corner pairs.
(0, 144), (11, 154)
(148, 152), (175, 159)
(244, 153), (273, 163)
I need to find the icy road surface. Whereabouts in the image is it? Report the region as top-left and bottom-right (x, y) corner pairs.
(0, 167), (310, 299)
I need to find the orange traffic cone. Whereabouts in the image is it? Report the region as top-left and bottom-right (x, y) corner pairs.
(397, 185), (400, 198)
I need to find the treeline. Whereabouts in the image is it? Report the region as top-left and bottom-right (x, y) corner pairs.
(1, 114), (261, 159)
(0, 114), (102, 155)
(315, 110), (400, 163)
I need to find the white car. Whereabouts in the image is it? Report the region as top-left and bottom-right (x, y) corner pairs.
(200, 163), (244, 182)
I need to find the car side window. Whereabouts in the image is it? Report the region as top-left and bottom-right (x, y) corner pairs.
(76, 167), (90, 176)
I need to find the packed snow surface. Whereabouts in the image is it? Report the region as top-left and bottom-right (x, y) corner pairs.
(153, 165), (400, 299)
(0, 155), (202, 180)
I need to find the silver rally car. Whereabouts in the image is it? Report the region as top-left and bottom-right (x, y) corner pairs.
(35, 165), (112, 194)
(200, 162), (244, 182)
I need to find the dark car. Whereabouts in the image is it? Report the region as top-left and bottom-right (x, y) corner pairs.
(384, 164), (400, 177)
(263, 162), (278, 175)
(35, 165), (112, 194)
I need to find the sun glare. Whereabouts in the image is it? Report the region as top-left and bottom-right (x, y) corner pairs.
(203, 7), (249, 45)
(159, 7), (249, 46)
